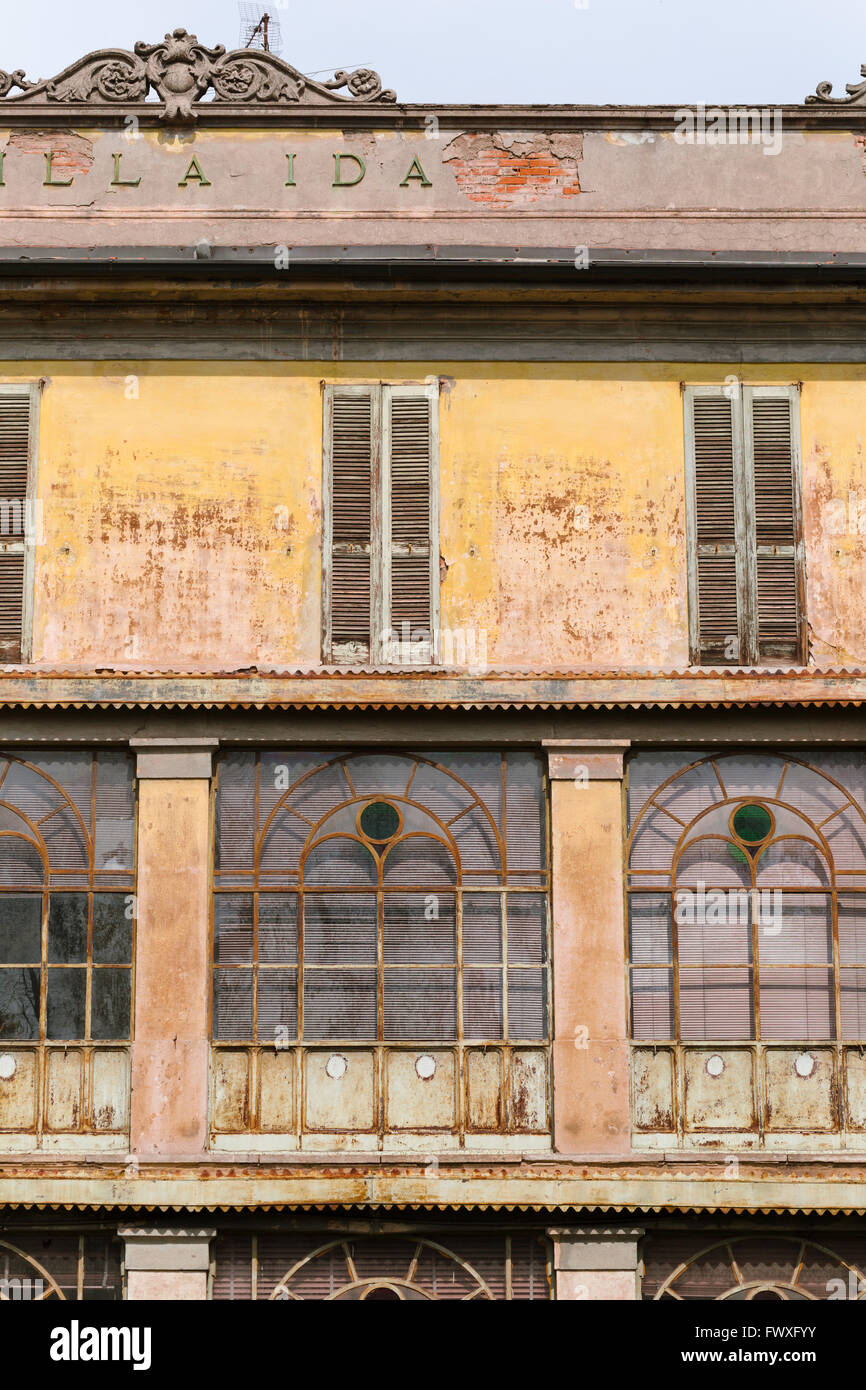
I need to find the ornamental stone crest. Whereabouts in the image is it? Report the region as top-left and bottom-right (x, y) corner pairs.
(0, 27), (396, 121)
(807, 63), (866, 105)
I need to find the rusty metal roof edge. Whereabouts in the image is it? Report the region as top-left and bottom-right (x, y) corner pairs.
(3, 1199), (866, 1216)
(0, 668), (866, 713)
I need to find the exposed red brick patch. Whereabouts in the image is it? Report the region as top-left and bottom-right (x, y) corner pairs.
(7, 129), (94, 173)
(443, 131), (582, 208)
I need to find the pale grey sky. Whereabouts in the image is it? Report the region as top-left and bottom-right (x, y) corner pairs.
(0, 0), (863, 106)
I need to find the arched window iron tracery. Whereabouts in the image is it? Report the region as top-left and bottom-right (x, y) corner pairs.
(644, 1234), (866, 1301)
(626, 751), (866, 1043)
(212, 1231), (552, 1301)
(0, 752), (136, 1046)
(212, 751), (549, 1044)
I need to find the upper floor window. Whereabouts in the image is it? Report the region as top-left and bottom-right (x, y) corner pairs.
(626, 751), (866, 1043)
(0, 751), (136, 1045)
(322, 382), (439, 666)
(212, 750), (548, 1047)
(0, 385), (39, 664)
(684, 384), (805, 667)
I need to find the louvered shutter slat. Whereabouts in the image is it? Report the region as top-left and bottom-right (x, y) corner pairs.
(0, 391), (31, 663)
(749, 395), (801, 661)
(329, 393), (373, 662)
(692, 395), (740, 663)
(389, 395), (432, 645)
(0, 399), (30, 535)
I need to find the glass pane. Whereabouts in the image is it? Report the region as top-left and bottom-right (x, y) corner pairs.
(629, 894), (672, 965)
(383, 969), (457, 1040)
(214, 895), (253, 965)
(213, 968), (253, 1040)
(463, 967), (503, 1039)
(302, 838), (376, 887)
(676, 839), (752, 890)
(676, 885), (751, 966)
(507, 967), (547, 1039)
(758, 894), (831, 965)
(303, 894), (376, 966)
(257, 969), (297, 1042)
(839, 895), (866, 965)
(679, 967), (753, 1041)
(841, 968), (866, 1040)
(92, 895), (132, 965)
(0, 895), (41, 964)
(303, 969), (376, 1040)
(258, 895), (298, 964)
(46, 968), (86, 1039)
(383, 893), (456, 964)
(756, 840), (830, 888)
(630, 966), (674, 1040)
(0, 835), (44, 888)
(91, 968), (131, 1040)
(0, 967), (39, 1038)
(507, 896), (547, 965)
(47, 895), (88, 964)
(94, 752), (135, 871)
(463, 894), (501, 964)
(381, 837), (457, 886)
(759, 967), (834, 1040)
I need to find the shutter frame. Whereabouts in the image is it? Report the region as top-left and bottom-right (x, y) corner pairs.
(323, 381), (439, 667)
(0, 383), (38, 664)
(382, 380), (440, 665)
(744, 384), (806, 664)
(322, 384), (380, 665)
(684, 383), (805, 668)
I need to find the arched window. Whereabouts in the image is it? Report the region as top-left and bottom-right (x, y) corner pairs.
(212, 1231), (552, 1301)
(213, 751), (548, 1046)
(0, 752), (136, 1046)
(627, 752), (866, 1043)
(645, 1234), (866, 1301)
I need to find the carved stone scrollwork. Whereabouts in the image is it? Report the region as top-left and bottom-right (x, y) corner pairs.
(0, 70), (33, 99)
(807, 63), (866, 105)
(135, 29), (226, 122)
(0, 26), (397, 121)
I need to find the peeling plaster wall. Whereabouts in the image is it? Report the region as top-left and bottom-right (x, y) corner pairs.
(0, 360), (861, 671)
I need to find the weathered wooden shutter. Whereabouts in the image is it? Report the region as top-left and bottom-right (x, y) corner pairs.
(745, 387), (803, 662)
(324, 383), (438, 665)
(686, 389), (744, 664)
(0, 387), (35, 663)
(324, 387), (377, 663)
(685, 384), (804, 666)
(383, 385), (438, 663)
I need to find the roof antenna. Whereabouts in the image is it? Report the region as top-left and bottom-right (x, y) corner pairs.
(238, 3), (284, 55)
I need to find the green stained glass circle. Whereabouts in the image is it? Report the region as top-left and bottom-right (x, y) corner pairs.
(731, 803), (773, 845)
(359, 801), (401, 842)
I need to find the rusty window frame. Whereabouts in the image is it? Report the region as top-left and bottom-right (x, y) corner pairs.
(0, 751), (137, 1053)
(0, 1227), (123, 1300)
(210, 1228), (553, 1300)
(683, 383), (806, 667)
(624, 750), (866, 1046)
(210, 749), (550, 1049)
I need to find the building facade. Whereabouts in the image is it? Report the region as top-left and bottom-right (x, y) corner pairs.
(2, 28), (866, 1301)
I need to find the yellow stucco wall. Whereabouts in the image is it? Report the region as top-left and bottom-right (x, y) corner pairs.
(0, 360), (863, 669)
